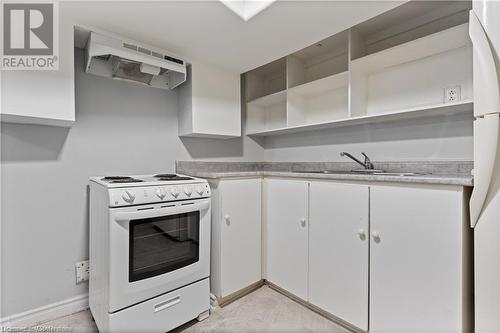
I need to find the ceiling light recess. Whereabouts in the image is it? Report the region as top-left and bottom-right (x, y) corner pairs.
(220, 0), (276, 21)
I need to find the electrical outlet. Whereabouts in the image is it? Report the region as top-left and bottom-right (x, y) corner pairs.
(75, 260), (90, 284)
(444, 86), (461, 103)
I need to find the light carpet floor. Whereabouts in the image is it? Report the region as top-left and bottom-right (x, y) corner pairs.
(39, 286), (351, 332)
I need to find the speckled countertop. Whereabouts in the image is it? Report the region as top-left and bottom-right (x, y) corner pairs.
(177, 161), (474, 187)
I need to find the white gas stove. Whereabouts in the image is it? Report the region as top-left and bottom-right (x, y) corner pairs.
(89, 173), (211, 332)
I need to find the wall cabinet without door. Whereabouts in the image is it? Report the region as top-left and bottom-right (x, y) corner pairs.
(178, 61), (241, 138)
(1, 16), (75, 127)
(209, 178), (261, 303)
(265, 178), (309, 300)
(370, 185), (471, 332)
(243, 1), (473, 136)
(309, 182), (369, 331)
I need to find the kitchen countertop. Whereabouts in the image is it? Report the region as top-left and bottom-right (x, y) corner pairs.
(177, 161), (474, 187)
(182, 170), (473, 186)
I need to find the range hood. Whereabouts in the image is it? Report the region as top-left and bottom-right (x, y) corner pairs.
(85, 32), (187, 90)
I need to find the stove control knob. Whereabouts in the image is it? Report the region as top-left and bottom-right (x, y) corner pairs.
(156, 188), (166, 200)
(184, 185), (192, 196)
(196, 185), (205, 195)
(122, 190), (135, 203)
(170, 187), (180, 198)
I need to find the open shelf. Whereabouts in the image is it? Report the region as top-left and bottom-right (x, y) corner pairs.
(245, 58), (287, 102)
(288, 71), (348, 96)
(287, 72), (349, 127)
(246, 90), (287, 134)
(287, 31), (348, 89)
(350, 22), (472, 118)
(248, 100), (473, 136)
(242, 0), (474, 137)
(350, 1), (471, 60)
(350, 23), (471, 74)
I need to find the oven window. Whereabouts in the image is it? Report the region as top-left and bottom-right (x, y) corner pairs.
(129, 211), (200, 282)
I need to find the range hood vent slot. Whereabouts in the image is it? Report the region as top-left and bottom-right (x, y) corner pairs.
(122, 43), (138, 51)
(138, 47), (151, 55)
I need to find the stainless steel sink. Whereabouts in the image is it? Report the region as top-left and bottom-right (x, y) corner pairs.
(292, 170), (427, 176)
(292, 170), (355, 174)
(372, 172), (426, 177)
(293, 169), (383, 174)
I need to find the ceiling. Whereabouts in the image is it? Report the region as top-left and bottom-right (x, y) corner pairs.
(66, 1), (404, 73)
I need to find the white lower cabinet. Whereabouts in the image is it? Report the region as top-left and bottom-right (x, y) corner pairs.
(309, 182), (369, 330)
(210, 178), (262, 300)
(265, 178), (309, 300)
(369, 185), (470, 333)
(263, 179), (470, 332)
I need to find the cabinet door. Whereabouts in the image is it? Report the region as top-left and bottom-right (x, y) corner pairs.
(1, 15), (75, 126)
(178, 61), (241, 138)
(220, 179), (261, 297)
(309, 182), (369, 330)
(370, 185), (465, 332)
(265, 178), (309, 300)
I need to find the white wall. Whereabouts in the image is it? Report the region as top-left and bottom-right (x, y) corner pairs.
(263, 113), (473, 161)
(0, 48), (473, 319)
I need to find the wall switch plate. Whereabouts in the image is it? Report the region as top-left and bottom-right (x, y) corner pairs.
(75, 260), (90, 284)
(444, 86), (461, 103)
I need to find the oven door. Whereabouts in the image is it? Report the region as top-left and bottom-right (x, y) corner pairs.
(108, 198), (210, 312)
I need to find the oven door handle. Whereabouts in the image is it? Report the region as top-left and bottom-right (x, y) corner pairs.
(113, 200), (210, 221)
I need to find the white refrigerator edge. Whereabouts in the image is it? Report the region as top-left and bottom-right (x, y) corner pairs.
(469, 1), (500, 332)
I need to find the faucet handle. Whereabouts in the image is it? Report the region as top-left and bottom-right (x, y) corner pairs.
(361, 152), (374, 169)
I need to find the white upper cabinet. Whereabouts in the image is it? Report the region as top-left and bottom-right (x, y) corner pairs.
(1, 14), (75, 127)
(178, 61), (241, 138)
(265, 178), (309, 300)
(309, 182), (369, 331)
(370, 185), (471, 332)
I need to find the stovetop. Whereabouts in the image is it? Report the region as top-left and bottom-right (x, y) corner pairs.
(101, 174), (195, 183)
(90, 173), (205, 188)
(90, 173), (210, 206)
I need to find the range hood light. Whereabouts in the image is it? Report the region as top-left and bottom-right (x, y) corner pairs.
(140, 63), (161, 76)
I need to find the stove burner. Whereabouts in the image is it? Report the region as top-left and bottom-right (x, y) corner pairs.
(102, 176), (133, 180)
(157, 176), (193, 181)
(153, 174), (193, 181)
(154, 174), (177, 178)
(102, 176), (144, 183)
(109, 179), (144, 183)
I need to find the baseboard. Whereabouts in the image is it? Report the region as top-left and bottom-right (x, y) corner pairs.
(265, 281), (364, 333)
(1, 294), (89, 328)
(218, 280), (265, 307)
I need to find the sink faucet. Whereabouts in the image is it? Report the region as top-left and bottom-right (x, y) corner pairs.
(340, 152), (374, 170)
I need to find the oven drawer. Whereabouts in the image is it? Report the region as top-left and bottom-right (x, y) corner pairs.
(108, 278), (210, 332)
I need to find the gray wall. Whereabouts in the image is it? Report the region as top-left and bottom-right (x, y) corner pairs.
(0, 49), (262, 317)
(0, 48), (472, 317)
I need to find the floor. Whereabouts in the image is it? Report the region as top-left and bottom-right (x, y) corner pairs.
(40, 286), (350, 332)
